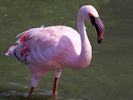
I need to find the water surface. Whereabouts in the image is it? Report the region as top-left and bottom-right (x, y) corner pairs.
(0, 0), (133, 100)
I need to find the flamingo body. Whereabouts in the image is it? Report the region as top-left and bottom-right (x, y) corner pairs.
(15, 26), (82, 69)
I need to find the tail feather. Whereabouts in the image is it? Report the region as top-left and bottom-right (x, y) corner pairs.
(5, 46), (16, 56)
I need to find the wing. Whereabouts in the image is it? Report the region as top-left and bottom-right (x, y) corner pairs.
(14, 25), (81, 67)
(16, 26), (45, 44)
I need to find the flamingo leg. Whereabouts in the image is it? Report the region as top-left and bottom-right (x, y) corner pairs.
(27, 86), (34, 99)
(53, 69), (62, 97)
(53, 77), (59, 97)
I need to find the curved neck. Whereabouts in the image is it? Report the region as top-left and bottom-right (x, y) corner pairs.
(77, 14), (87, 42)
(76, 13), (92, 67)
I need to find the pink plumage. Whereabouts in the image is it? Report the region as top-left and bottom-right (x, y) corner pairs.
(6, 5), (104, 98)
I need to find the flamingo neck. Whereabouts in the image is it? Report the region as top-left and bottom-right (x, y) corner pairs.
(76, 13), (92, 68)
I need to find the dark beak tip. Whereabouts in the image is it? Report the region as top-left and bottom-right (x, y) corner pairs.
(97, 39), (102, 44)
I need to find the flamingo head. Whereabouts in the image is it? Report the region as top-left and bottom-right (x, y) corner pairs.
(80, 5), (105, 44)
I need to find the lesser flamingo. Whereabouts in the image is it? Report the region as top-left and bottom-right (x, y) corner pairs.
(6, 5), (104, 98)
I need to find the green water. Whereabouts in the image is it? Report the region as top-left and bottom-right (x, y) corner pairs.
(0, 0), (133, 100)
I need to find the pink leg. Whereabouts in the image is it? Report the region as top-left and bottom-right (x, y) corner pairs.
(27, 86), (34, 99)
(53, 77), (59, 97)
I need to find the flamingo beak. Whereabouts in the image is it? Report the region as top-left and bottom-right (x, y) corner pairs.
(90, 15), (105, 44)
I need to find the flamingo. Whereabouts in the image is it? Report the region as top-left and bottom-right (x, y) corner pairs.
(5, 5), (104, 98)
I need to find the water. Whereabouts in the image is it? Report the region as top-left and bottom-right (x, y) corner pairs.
(0, 0), (133, 100)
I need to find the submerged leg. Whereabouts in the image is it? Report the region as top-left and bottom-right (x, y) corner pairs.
(53, 69), (62, 97)
(27, 66), (48, 99)
(28, 86), (34, 99)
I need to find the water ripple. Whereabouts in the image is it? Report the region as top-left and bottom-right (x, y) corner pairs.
(9, 82), (28, 89)
(0, 90), (27, 97)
